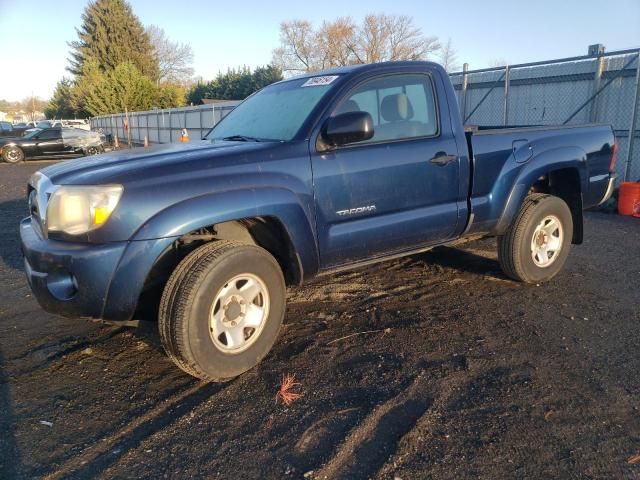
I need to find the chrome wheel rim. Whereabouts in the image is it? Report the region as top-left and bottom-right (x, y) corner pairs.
(531, 215), (563, 268)
(7, 148), (21, 162)
(87, 147), (98, 155)
(209, 273), (270, 353)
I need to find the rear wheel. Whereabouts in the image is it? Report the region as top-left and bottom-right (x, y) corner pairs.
(159, 240), (286, 381)
(2, 146), (24, 163)
(85, 146), (99, 156)
(498, 193), (573, 283)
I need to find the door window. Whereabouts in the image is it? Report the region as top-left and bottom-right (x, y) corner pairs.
(37, 129), (60, 140)
(332, 74), (438, 145)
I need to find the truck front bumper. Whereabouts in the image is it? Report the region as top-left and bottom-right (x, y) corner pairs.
(20, 217), (128, 319)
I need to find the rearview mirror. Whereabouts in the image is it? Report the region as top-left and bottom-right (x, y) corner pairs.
(322, 111), (374, 147)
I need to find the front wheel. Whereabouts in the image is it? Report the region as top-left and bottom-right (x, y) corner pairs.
(85, 146), (100, 156)
(159, 240), (286, 381)
(498, 193), (573, 283)
(2, 146), (24, 163)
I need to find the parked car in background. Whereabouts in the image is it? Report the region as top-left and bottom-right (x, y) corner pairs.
(36, 120), (62, 129)
(0, 127), (104, 163)
(62, 119), (91, 131)
(0, 121), (33, 137)
(0, 121), (17, 137)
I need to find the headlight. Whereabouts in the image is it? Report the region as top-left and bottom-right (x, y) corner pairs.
(47, 185), (123, 235)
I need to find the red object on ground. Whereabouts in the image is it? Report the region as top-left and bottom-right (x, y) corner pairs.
(618, 182), (640, 216)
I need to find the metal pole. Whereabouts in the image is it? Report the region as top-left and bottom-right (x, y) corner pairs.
(464, 70), (507, 124)
(168, 111), (172, 142)
(624, 51), (640, 181)
(503, 65), (510, 126)
(461, 63), (469, 122)
(589, 51), (605, 123)
(564, 53), (638, 125)
(157, 110), (160, 144)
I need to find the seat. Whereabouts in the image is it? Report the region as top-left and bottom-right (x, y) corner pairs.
(377, 93), (429, 141)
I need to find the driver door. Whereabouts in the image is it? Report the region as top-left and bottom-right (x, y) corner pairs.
(311, 72), (461, 268)
(35, 128), (65, 156)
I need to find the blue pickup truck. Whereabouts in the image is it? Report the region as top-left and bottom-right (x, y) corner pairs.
(20, 61), (617, 381)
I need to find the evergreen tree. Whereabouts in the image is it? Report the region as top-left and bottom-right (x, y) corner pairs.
(78, 62), (157, 115)
(68, 0), (158, 80)
(44, 78), (78, 118)
(186, 65), (283, 104)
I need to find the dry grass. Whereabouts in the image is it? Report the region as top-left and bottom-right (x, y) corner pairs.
(628, 453), (640, 465)
(275, 373), (304, 406)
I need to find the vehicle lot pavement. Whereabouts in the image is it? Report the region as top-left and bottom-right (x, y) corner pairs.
(1, 162), (639, 479)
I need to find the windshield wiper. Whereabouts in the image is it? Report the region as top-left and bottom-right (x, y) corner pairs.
(221, 135), (262, 142)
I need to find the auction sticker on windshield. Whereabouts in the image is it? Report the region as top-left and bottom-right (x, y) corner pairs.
(302, 75), (339, 87)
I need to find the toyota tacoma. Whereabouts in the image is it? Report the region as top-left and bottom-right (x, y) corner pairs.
(20, 61), (617, 381)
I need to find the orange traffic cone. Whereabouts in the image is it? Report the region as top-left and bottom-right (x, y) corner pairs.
(180, 128), (189, 142)
(113, 135), (119, 149)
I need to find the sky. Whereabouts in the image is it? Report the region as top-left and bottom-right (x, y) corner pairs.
(0, 0), (639, 102)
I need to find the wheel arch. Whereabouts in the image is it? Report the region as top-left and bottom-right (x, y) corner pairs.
(104, 189), (318, 321)
(494, 146), (587, 244)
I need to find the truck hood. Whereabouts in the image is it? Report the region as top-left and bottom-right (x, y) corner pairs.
(39, 140), (274, 185)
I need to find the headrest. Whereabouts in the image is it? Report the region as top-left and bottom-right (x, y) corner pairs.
(381, 93), (414, 121)
(335, 99), (361, 115)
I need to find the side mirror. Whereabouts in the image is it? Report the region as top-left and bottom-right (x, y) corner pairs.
(322, 111), (374, 147)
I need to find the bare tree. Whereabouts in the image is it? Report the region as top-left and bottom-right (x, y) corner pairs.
(438, 38), (460, 72)
(317, 17), (358, 69)
(272, 14), (441, 74)
(147, 25), (195, 85)
(272, 20), (319, 73)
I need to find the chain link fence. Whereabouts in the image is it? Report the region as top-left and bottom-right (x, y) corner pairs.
(449, 47), (640, 182)
(90, 102), (239, 146)
(91, 47), (640, 182)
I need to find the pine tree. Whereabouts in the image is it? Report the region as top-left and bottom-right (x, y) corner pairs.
(80, 62), (158, 116)
(68, 0), (158, 80)
(44, 78), (77, 119)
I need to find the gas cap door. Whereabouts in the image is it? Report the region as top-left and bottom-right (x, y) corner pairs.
(513, 140), (533, 163)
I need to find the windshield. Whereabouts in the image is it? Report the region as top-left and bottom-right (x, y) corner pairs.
(206, 75), (340, 142)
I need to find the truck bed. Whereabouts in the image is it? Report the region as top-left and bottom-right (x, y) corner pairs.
(465, 124), (615, 234)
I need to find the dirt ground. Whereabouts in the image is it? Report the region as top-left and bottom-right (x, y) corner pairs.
(1, 161), (639, 480)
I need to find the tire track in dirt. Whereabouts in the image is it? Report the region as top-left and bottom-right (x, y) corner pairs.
(312, 368), (468, 480)
(41, 380), (226, 480)
(8, 326), (126, 376)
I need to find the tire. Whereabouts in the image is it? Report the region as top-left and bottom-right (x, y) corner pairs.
(2, 146), (24, 163)
(497, 193), (573, 283)
(85, 146), (99, 156)
(159, 240), (286, 382)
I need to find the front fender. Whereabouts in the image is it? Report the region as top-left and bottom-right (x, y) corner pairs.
(102, 188), (319, 321)
(131, 187), (319, 278)
(494, 146), (587, 234)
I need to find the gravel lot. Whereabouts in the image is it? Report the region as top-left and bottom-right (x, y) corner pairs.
(1, 161), (639, 479)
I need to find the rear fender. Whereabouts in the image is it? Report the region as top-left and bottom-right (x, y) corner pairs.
(494, 146), (587, 235)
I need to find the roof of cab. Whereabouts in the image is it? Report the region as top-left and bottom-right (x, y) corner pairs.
(276, 60), (444, 84)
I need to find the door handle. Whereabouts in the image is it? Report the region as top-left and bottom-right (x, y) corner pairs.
(430, 153), (457, 165)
